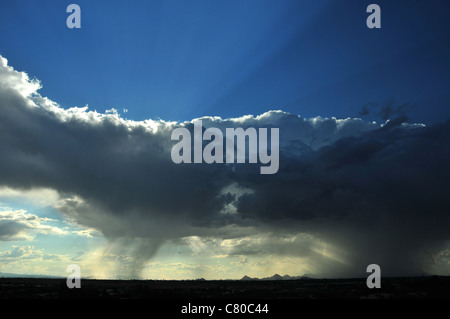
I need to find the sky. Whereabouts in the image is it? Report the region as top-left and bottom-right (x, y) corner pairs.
(0, 0), (449, 280)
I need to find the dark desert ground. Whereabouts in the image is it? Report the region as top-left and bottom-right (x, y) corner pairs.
(1, 276), (449, 299)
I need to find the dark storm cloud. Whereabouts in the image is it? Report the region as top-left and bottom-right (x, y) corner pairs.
(234, 118), (450, 275)
(379, 100), (412, 121)
(0, 221), (27, 241)
(1, 55), (449, 277)
(358, 100), (413, 122)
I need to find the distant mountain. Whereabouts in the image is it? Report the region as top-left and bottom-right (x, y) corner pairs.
(0, 272), (63, 279)
(268, 274), (283, 280)
(240, 274), (313, 281)
(240, 275), (257, 281)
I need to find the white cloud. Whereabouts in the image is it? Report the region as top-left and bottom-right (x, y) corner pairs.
(0, 245), (73, 276)
(71, 229), (99, 238)
(0, 245), (43, 260)
(0, 209), (67, 240)
(0, 56), (41, 99)
(0, 187), (60, 207)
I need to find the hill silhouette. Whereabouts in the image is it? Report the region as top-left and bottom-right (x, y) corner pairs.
(240, 274), (313, 281)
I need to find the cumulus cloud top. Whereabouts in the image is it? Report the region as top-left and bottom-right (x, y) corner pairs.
(0, 55), (449, 277)
(0, 209), (66, 241)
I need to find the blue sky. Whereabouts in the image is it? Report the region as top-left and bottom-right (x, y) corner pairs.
(1, 0), (449, 123)
(0, 1), (450, 280)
